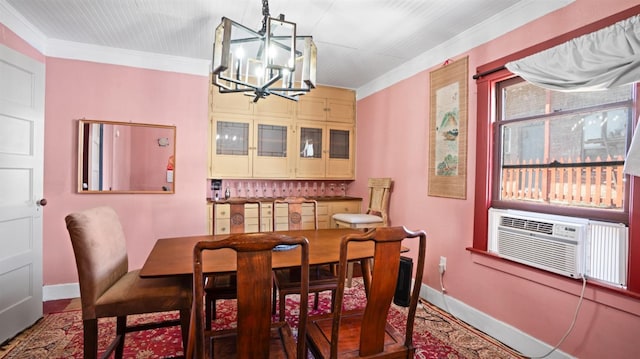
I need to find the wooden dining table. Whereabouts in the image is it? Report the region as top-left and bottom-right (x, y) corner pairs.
(140, 228), (372, 280)
(139, 228), (377, 358)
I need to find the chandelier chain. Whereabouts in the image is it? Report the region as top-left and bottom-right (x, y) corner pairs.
(260, 0), (270, 35)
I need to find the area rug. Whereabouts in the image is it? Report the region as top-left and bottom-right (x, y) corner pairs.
(0, 279), (523, 358)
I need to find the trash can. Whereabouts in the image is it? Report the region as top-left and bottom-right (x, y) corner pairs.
(393, 256), (413, 307)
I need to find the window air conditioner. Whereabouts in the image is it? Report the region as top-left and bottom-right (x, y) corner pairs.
(488, 208), (628, 287)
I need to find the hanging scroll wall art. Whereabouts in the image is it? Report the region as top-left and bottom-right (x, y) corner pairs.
(428, 56), (468, 199)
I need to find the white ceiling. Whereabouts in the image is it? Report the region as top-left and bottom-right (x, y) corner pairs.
(2, 0), (572, 97)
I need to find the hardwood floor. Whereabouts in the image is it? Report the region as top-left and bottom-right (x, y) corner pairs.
(43, 298), (80, 314)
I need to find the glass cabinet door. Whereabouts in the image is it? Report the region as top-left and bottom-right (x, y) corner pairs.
(326, 125), (354, 179)
(296, 124), (326, 178)
(216, 121), (249, 156)
(253, 120), (291, 178)
(329, 128), (350, 159)
(211, 117), (253, 178)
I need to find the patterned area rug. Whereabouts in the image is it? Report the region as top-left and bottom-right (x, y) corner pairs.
(0, 279), (523, 358)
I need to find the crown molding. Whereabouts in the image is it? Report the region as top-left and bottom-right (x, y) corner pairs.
(355, 0), (574, 100)
(0, 0), (47, 52)
(45, 38), (210, 76)
(1, 0), (209, 76)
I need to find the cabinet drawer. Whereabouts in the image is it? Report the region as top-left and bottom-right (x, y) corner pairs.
(330, 201), (361, 214)
(301, 203), (315, 216)
(214, 219), (231, 234)
(215, 204), (231, 218)
(244, 203), (259, 218)
(317, 204), (329, 216)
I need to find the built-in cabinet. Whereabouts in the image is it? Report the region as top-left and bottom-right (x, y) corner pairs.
(295, 121), (354, 179)
(210, 89), (295, 118)
(210, 115), (293, 178)
(296, 86), (355, 123)
(209, 85), (355, 179)
(209, 198), (362, 234)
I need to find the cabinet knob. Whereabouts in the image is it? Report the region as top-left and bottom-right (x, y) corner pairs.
(221, 211), (226, 215)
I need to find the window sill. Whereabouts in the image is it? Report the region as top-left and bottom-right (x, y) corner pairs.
(466, 247), (640, 316)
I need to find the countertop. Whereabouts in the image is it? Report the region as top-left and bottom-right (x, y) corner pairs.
(207, 196), (362, 204)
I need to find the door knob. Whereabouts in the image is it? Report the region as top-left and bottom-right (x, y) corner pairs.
(38, 198), (47, 206)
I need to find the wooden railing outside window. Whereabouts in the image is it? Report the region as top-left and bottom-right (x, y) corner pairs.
(501, 156), (625, 209)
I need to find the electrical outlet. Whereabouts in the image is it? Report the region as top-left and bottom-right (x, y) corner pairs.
(439, 256), (447, 274)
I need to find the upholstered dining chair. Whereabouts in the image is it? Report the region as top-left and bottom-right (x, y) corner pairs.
(65, 206), (191, 359)
(332, 177), (392, 286)
(193, 232), (309, 358)
(272, 197), (338, 321)
(306, 226), (427, 358)
(204, 199), (261, 328)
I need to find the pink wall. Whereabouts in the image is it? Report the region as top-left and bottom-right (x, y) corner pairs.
(43, 58), (209, 285)
(4, 1), (640, 356)
(354, 1), (640, 358)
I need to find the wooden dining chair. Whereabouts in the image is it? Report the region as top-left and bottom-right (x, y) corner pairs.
(204, 199), (262, 328)
(272, 197), (338, 321)
(306, 226), (427, 358)
(193, 233), (309, 358)
(65, 206), (192, 359)
(332, 177), (392, 287)
(332, 177), (392, 229)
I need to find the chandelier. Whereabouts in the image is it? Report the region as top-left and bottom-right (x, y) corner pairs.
(211, 0), (317, 102)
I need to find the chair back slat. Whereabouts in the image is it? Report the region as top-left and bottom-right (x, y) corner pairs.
(236, 250), (273, 356)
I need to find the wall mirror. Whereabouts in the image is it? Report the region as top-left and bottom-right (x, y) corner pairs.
(77, 119), (176, 194)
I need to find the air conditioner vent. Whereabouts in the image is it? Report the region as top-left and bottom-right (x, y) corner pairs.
(499, 215), (554, 235)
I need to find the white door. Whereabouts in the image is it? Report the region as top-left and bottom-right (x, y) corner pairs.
(0, 44), (45, 343)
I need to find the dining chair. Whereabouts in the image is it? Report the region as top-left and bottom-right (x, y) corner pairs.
(193, 232), (309, 358)
(65, 206), (192, 359)
(272, 197), (339, 321)
(306, 226), (427, 358)
(204, 199), (261, 328)
(332, 177), (392, 229)
(332, 177), (392, 286)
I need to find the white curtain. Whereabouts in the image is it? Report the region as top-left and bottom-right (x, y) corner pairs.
(506, 15), (640, 177)
(505, 15), (640, 92)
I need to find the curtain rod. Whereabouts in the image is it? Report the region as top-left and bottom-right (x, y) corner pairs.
(472, 65), (506, 80)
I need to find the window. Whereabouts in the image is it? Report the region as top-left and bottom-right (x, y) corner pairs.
(493, 77), (634, 222)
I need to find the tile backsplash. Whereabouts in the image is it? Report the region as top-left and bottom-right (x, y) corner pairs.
(209, 179), (351, 200)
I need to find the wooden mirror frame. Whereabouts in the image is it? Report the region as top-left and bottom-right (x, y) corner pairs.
(77, 119), (176, 194)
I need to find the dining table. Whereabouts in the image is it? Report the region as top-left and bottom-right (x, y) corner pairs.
(139, 227), (380, 358)
(139, 227), (375, 281)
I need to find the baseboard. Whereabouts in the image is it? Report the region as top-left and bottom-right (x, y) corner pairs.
(419, 283), (575, 359)
(43, 283), (79, 301)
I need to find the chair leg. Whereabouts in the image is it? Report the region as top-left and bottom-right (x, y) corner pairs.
(83, 319), (98, 359)
(179, 308), (190, 352)
(114, 316), (126, 359)
(272, 280), (277, 315)
(313, 292), (319, 309)
(346, 261), (354, 287)
(279, 291), (286, 321)
(330, 289), (337, 313)
(205, 292), (212, 330)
